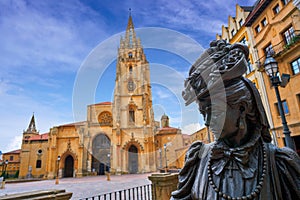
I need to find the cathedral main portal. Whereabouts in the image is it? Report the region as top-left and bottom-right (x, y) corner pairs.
(92, 134), (111, 175)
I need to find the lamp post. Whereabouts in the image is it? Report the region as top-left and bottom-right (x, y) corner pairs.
(0, 160), (8, 189)
(55, 156), (61, 184)
(264, 52), (296, 151)
(159, 148), (162, 170)
(106, 153), (110, 181)
(3, 160), (8, 180)
(164, 144), (167, 173)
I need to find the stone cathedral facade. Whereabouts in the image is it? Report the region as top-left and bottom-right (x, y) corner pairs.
(17, 16), (189, 179)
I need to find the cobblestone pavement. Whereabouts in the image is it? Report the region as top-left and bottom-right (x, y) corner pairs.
(0, 173), (152, 199)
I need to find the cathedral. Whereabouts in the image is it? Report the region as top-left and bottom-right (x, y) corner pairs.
(14, 15), (190, 179)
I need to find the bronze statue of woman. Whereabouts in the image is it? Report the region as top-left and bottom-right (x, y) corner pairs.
(171, 40), (300, 200)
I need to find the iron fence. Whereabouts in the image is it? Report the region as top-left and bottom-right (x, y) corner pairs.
(80, 184), (152, 200)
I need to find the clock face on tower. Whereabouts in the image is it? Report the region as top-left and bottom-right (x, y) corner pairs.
(127, 80), (135, 92)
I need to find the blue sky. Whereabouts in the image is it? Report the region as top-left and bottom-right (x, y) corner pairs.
(0, 0), (257, 153)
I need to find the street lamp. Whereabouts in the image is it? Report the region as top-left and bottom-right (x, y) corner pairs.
(55, 156), (61, 184)
(158, 148), (162, 170)
(263, 51), (296, 151)
(164, 144), (167, 173)
(106, 153), (110, 181)
(3, 160), (8, 180)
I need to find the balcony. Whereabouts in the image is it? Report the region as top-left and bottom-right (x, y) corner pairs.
(273, 30), (300, 59)
(256, 30), (300, 71)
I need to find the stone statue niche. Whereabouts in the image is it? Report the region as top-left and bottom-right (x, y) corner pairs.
(171, 40), (300, 200)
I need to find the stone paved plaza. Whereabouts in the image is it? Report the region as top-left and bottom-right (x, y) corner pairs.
(0, 173), (152, 199)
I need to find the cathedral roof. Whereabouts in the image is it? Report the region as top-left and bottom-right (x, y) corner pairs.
(93, 102), (112, 106)
(57, 121), (86, 127)
(25, 133), (49, 141)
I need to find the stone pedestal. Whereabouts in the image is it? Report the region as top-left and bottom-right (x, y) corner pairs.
(148, 173), (178, 200)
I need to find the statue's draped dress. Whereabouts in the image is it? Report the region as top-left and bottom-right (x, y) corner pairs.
(171, 132), (300, 200)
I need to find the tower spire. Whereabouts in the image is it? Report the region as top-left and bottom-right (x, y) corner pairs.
(26, 113), (37, 133)
(124, 10), (137, 48)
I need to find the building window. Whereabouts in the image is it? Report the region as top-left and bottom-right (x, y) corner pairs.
(9, 156), (13, 161)
(255, 25), (261, 34)
(261, 18), (267, 27)
(36, 160), (42, 168)
(281, 0), (290, 6)
(283, 26), (295, 44)
(239, 19), (243, 28)
(129, 65), (133, 73)
(128, 52), (133, 58)
(240, 37), (248, 46)
(246, 60), (254, 74)
(264, 43), (273, 56)
(275, 100), (289, 115)
(37, 149), (43, 155)
(291, 57), (300, 75)
(273, 4), (280, 15)
(231, 29), (236, 37)
(98, 111), (113, 126)
(129, 108), (135, 123)
(297, 94), (300, 110)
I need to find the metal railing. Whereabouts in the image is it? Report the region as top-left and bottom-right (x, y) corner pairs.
(80, 184), (152, 200)
(272, 30), (300, 57)
(255, 30), (300, 70)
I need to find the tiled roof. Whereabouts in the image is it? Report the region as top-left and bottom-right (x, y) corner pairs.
(158, 126), (179, 131)
(3, 149), (21, 154)
(26, 133), (49, 141)
(241, 6), (253, 12)
(93, 102), (112, 106)
(182, 134), (191, 139)
(57, 121), (86, 127)
(244, 0), (272, 26)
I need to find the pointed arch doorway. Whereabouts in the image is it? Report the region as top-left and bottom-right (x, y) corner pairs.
(92, 134), (111, 175)
(128, 145), (138, 173)
(64, 155), (74, 177)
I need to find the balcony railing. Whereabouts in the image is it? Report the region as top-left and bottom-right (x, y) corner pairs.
(273, 30), (300, 57)
(256, 30), (300, 71)
(80, 184), (152, 200)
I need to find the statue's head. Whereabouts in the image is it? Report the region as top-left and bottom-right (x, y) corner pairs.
(182, 40), (271, 144)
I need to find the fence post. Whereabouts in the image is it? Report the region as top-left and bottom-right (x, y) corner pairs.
(148, 173), (178, 200)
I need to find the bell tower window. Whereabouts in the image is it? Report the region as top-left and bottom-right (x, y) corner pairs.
(128, 52), (133, 58)
(129, 108), (135, 123)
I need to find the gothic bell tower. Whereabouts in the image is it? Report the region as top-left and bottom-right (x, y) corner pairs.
(112, 14), (156, 173)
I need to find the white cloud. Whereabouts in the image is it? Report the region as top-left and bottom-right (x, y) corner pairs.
(4, 135), (23, 153)
(0, 0), (106, 75)
(181, 123), (206, 135)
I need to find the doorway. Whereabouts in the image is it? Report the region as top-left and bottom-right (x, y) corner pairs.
(92, 134), (111, 175)
(64, 155), (74, 177)
(128, 145), (138, 173)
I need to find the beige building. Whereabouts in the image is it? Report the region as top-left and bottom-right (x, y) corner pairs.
(155, 114), (190, 170)
(0, 149), (20, 178)
(19, 115), (48, 178)
(190, 126), (213, 144)
(216, 3), (278, 143)
(17, 15), (189, 179)
(244, 0), (300, 153)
